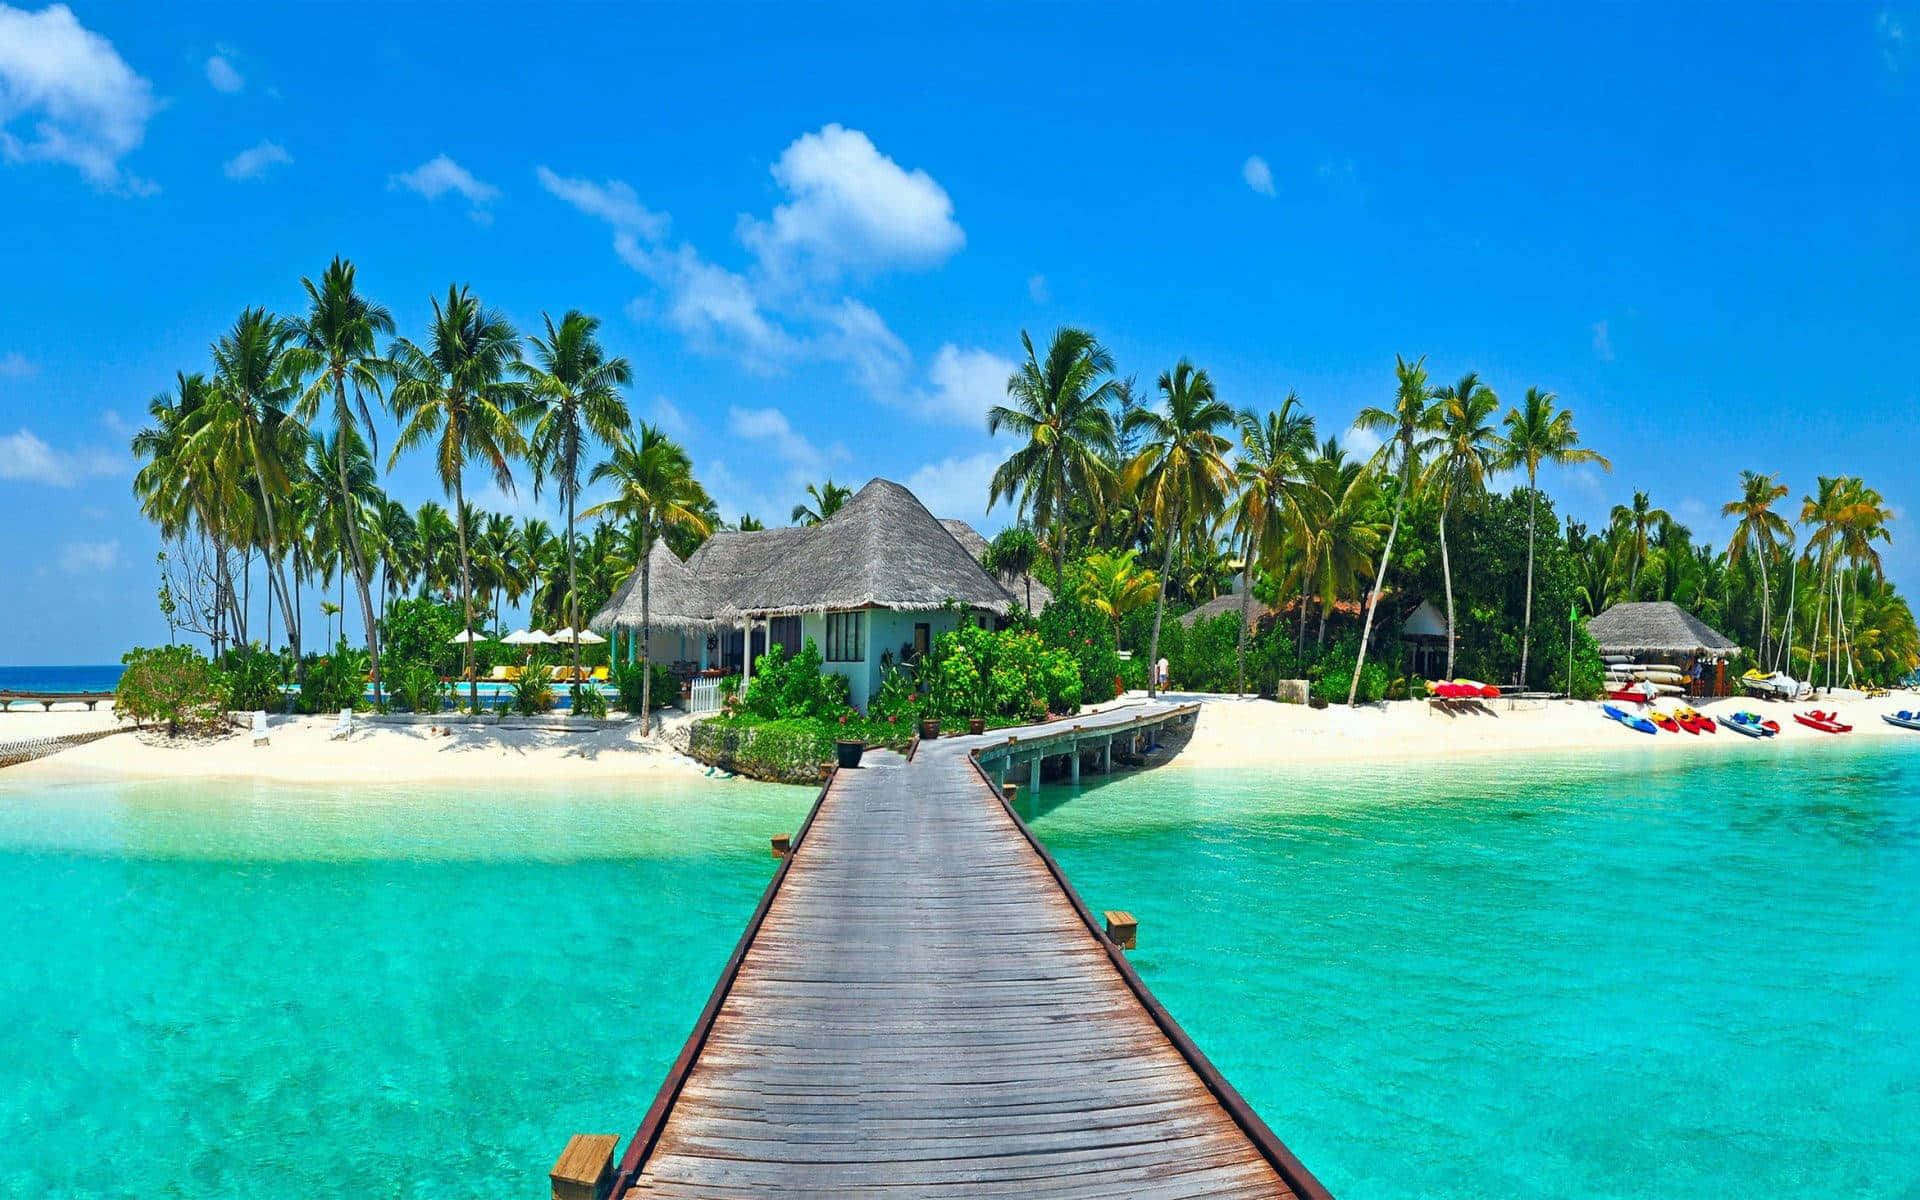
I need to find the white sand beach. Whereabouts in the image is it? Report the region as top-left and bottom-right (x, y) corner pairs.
(6, 690), (1918, 786)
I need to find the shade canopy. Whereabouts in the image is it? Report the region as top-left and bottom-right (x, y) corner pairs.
(447, 630), (485, 644)
(500, 629), (551, 645)
(547, 627), (606, 644)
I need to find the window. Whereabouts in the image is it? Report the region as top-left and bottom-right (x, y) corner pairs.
(912, 623), (931, 660)
(825, 611), (865, 662)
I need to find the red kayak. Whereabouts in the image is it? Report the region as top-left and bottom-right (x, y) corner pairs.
(1606, 686), (1652, 705)
(1650, 710), (1682, 733)
(1793, 710), (1852, 734)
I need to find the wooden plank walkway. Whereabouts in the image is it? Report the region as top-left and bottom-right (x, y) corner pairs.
(610, 703), (1331, 1199)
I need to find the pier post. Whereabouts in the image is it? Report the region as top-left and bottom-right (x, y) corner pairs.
(1028, 756), (1041, 793)
(1070, 750), (1080, 785)
(1103, 911), (1137, 950)
(1100, 739), (1111, 773)
(771, 833), (792, 859)
(550, 1134), (619, 1200)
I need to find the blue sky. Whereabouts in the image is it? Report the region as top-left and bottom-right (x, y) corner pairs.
(1, 2), (1915, 664)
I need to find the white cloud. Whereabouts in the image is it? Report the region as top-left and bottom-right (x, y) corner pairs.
(536, 165), (668, 238)
(57, 538), (119, 573)
(916, 344), (1012, 427)
(390, 154), (499, 223)
(819, 297), (911, 398)
(0, 428), (121, 485)
(1027, 273), (1049, 303)
(0, 351), (35, 378)
(204, 53), (243, 93)
(727, 404), (843, 476)
(739, 123), (964, 282)
(645, 395), (692, 438)
(618, 235), (795, 367)
(1341, 422), (1384, 463)
(0, 3), (158, 193)
(1879, 10), (1909, 70)
(97, 408), (131, 435)
(1591, 319), (1615, 361)
(1242, 155), (1276, 197)
(905, 451), (1002, 526)
(223, 139), (290, 181)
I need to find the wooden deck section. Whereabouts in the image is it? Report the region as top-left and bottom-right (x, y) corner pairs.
(610, 702), (1331, 1199)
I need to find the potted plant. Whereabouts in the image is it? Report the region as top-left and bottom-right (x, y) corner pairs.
(919, 715), (939, 740)
(967, 715), (986, 736)
(835, 714), (865, 767)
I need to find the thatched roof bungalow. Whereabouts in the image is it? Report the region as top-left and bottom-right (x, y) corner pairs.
(1585, 601), (1738, 659)
(593, 479), (1018, 709)
(1175, 592), (1274, 632)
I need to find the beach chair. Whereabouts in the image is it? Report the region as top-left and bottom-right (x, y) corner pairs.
(329, 708), (353, 741)
(591, 666), (608, 683)
(503, 665), (522, 683)
(487, 665), (511, 683)
(251, 710), (269, 747)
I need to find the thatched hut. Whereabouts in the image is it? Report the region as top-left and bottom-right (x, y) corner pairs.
(1174, 592), (1274, 632)
(1586, 601), (1738, 695)
(594, 479), (1017, 709)
(1399, 598), (1450, 678)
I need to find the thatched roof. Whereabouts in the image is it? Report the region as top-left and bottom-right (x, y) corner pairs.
(722, 479), (1014, 618)
(940, 519), (1054, 612)
(1586, 601), (1738, 657)
(591, 540), (723, 632)
(1175, 592), (1273, 631)
(1401, 598), (1449, 640)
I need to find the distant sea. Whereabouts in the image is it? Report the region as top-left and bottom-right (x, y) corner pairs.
(0, 665), (123, 694)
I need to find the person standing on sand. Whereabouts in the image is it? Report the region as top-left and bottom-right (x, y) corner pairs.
(1156, 657), (1170, 690)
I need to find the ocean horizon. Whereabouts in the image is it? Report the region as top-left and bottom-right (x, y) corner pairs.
(0, 665), (125, 694)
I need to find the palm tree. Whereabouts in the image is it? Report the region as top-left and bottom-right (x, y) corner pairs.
(1227, 394), (1315, 694)
(1497, 388), (1611, 686)
(374, 497), (418, 623)
(1348, 354), (1432, 705)
(1722, 471), (1792, 668)
(195, 307), (307, 672)
(790, 479), (851, 526)
(1299, 440), (1385, 647)
(1123, 360), (1236, 698)
(290, 258), (395, 701)
(1610, 491), (1670, 598)
(584, 424), (713, 733)
(413, 501), (458, 597)
(1075, 549), (1159, 647)
(1419, 372), (1501, 679)
(988, 328), (1121, 583)
(388, 285), (525, 714)
(982, 526), (1042, 611)
(305, 426), (379, 647)
(133, 371), (247, 650)
(735, 513), (766, 532)
(517, 310), (633, 705)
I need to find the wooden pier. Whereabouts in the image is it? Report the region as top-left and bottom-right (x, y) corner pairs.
(580, 701), (1331, 1199)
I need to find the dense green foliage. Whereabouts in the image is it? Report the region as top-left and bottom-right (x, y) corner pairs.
(116, 646), (227, 735)
(218, 643), (285, 712)
(921, 622), (1081, 722)
(511, 650), (557, 715)
(1034, 591), (1123, 704)
(298, 640), (368, 714)
(610, 660), (675, 714)
(386, 660), (446, 713)
(740, 640), (851, 720)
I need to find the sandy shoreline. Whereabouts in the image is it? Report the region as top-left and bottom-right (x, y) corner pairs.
(4, 690), (1917, 786)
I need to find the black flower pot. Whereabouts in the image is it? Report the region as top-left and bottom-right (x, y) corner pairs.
(967, 717), (986, 736)
(835, 740), (866, 768)
(919, 718), (939, 740)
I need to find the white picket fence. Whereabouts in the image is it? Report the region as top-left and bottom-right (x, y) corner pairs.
(688, 675), (728, 716)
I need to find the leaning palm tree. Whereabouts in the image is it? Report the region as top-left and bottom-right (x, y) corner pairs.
(290, 258), (395, 701)
(194, 307), (307, 672)
(583, 424), (713, 733)
(1227, 394), (1315, 694)
(387, 285), (525, 714)
(1497, 388), (1611, 686)
(988, 328), (1121, 583)
(1610, 491), (1670, 598)
(1722, 470), (1792, 668)
(1348, 354), (1432, 706)
(1419, 372), (1501, 679)
(517, 310), (633, 707)
(790, 479), (852, 526)
(1123, 360), (1236, 698)
(133, 371), (248, 649)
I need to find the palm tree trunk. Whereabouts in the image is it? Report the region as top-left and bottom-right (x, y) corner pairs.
(1519, 476), (1538, 687)
(1350, 456), (1409, 706)
(1439, 495), (1456, 679)
(1236, 531), (1253, 696)
(455, 472), (477, 714)
(639, 536), (654, 734)
(1145, 502), (1180, 699)
(1053, 481), (1069, 594)
(567, 490), (581, 711)
(251, 470), (302, 683)
(1297, 561), (1310, 655)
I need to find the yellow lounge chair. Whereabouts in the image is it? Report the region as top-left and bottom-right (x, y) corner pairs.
(487, 665), (511, 683)
(591, 666), (608, 683)
(503, 665), (522, 683)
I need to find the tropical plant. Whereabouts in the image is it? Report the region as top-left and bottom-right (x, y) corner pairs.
(584, 423), (713, 732)
(988, 327), (1121, 582)
(116, 645), (228, 736)
(1228, 394), (1315, 692)
(790, 479), (852, 526)
(518, 309), (633, 707)
(1419, 371), (1501, 678)
(513, 649), (557, 715)
(1123, 360), (1236, 698)
(387, 285), (526, 715)
(1348, 354), (1432, 705)
(1610, 491), (1670, 599)
(1074, 549), (1160, 647)
(1722, 470), (1792, 668)
(1497, 387), (1610, 685)
(982, 526), (1042, 611)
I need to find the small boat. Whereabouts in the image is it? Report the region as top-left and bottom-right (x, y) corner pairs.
(1648, 708), (1683, 733)
(1793, 710), (1852, 734)
(1881, 711), (1920, 731)
(1718, 713), (1770, 738)
(1454, 678), (1500, 699)
(1603, 704), (1657, 735)
(1606, 681), (1656, 704)
(1429, 681), (1475, 699)
(1674, 704), (1717, 734)
(1731, 711), (1780, 735)
(1742, 669), (1807, 700)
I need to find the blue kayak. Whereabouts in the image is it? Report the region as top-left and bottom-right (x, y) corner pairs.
(1883, 711), (1920, 731)
(1603, 703), (1657, 735)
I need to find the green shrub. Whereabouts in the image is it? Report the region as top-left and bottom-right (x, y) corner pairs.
(690, 716), (834, 783)
(611, 660), (678, 713)
(1548, 623), (1607, 699)
(388, 660), (446, 713)
(870, 665), (920, 723)
(299, 640), (368, 714)
(513, 651), (557, 715)
(1309, 635), (1390, 705)
(741, 639), (850, 720)
(380, 596), (461, 677)
(219, 643), (285, 712)
(116, 645), (228, 736)
(1036, 591), (1123, 703)
(573, 683), (609, 718)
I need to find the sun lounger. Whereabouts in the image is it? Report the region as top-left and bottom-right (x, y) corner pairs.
(503, 665), (522, 683)
(329, 708), (353, 740)
(591, 666), (608, 683)
(251, 710), (269, 747)
(487, 665), (511, 683)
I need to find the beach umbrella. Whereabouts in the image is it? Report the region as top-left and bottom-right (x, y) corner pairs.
(447, 630), (485, 644)
(548, 627), (581, 643)
(574, 629), (607, 645)
(500, 629), (550, 645)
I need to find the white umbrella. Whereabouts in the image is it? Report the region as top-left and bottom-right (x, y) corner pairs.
(501, 629), (551, 645)
(447, 630), (485, 644)
(548, 627), (586, 643)
(574, 629), (606, 645)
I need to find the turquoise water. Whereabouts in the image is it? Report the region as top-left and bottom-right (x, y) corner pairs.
(0, 773), (813, 1197)
(1027, 742), (1920, 1198)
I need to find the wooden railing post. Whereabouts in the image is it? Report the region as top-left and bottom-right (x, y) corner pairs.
(550, 1134), (619, 1200)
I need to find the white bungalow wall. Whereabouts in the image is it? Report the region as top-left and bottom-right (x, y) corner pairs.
(799, 608), (968, 710)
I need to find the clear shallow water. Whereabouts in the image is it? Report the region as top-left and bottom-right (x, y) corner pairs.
(1026, 742), (1920, 1199)
(0, 773), (812, 1197)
